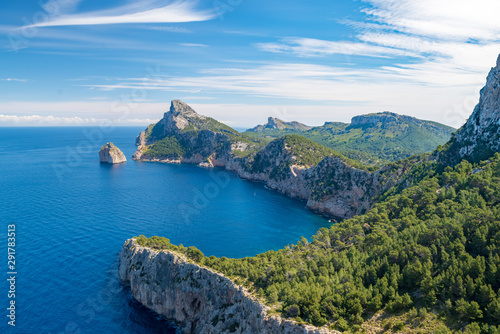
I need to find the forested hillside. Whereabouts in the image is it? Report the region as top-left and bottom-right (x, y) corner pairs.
(244, 112), (455, 166)
(137, 153), (500, 333)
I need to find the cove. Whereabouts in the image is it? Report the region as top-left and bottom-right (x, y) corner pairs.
(0, 126), (330, 333)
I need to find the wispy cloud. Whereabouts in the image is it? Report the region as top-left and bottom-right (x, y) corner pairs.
(256, 37), (420, 58)
(361, 0), (500, 41)
(139, 25), (191, 33)
(25, 0), (215, 28)
(1, 78), (28, 82)
(41, 0), (83, 15)
(250, 0), (500, 128)
(179, 43), (208, 47)
(81, 61), (484, 127)
(83, 61), (480, 99)
(257, 0), (500, 67)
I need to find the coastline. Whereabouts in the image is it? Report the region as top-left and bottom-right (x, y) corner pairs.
(119, 238), (339, 334)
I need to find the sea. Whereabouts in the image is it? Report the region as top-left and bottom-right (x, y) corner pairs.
(0, 126), (331, 333)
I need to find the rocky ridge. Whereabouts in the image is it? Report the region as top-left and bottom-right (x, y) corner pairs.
(248, 117), (312, 132)
(99, 142), (126, 164)
(119, 238), (338, 334)
(439, 54), (500, 164)
(350, 111), (445, 130)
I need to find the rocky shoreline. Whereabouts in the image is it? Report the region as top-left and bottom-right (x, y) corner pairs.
(134, 153), (402, 219)
(119, 238), (339, 334)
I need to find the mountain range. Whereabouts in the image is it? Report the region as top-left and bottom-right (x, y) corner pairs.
(244, 112), (455, 165)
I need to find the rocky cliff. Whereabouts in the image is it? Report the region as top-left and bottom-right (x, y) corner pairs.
(99, 142), (126, 164)
(119, 238), (337, 334)
(235, 135), (406, 218)
(248, 117), (312, 132)
(439, 55), (500, 164)
(133, 101), (411, 219)
(133, 100), (255, 162)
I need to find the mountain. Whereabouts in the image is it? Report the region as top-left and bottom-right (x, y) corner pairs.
(125, 55), (500, 333)
(438, 56), (500, 165)
(244, 112), (455, 165)
(248, 117), (312, 132)
(133, 100), (414, 219)
(133, 99), (265, 162)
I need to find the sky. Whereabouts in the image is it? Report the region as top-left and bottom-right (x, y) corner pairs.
(2, 0), (500, 129)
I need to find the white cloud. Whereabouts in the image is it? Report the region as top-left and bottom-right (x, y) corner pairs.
(1, 78), (28, 82)
(256, 37), (420, 58)
(0, 101), (166, 122)
(361, 0), (500, 41)
(42, 0), (83, 15)
(247, 0), (500, 128)
(82, 61), (486, 127)
(139, 25), (191, 33)
(0, 114), (158, 126)
(179, 43), (208, 47)
(25, 0), (215, 28)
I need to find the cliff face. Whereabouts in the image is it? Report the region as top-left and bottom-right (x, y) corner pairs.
(233, 136), (404, 218)
(440, 55), (500, 164)
(119, 238), (337, 334)
(99, 142), (126, 164)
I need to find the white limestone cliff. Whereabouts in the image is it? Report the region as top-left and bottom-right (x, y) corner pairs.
(119, 238), (338, 334)
(99, 142), (127, 164)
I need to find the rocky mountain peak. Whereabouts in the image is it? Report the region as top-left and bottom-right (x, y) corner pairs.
(159, 100), (206, 133)
(169, 99), (198, 117)
(248, 117), (311, 132)
(267, 117), (281, 129)
(440, 54), (500, 163)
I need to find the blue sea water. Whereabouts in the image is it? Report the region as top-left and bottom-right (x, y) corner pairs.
(0, 127), (330, 334)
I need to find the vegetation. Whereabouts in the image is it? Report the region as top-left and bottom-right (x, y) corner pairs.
(138, 152), (500, 333)
(250, 135), (377, 181)
(181, 115), (239, 135)
(143, 136), (187, 159)
(244, 113), (455, 166)
(135, 235), (205, 263)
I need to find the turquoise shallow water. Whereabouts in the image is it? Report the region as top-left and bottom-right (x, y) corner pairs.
(0, 126), (330, 333)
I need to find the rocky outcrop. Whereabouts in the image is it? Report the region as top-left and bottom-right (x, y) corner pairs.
(99, 142), (126, 164)
(133, 100), (244, 162)
(248, 117), (312, 132)
(119, 238), (338, 334)
(224, 136), (403, 218)
(440, 55), (500, 164)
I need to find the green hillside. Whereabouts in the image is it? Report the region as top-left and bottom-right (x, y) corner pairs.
(244, 112), (455, 166)
(138, 153), (500, 333)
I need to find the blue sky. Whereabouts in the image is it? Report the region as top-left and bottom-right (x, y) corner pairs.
(2, 0), (500, 128)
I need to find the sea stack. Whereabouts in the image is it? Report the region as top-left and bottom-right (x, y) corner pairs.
(99, 142), (127, 164)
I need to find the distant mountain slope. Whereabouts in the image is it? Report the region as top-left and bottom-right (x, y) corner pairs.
(244, 112), (455, 165)
(248, 117), (312, 132)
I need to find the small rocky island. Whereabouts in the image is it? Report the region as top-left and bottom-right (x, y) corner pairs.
(99, 142), (127, 164)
